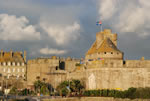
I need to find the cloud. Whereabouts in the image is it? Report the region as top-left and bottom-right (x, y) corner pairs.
(97, 0), (150, 38)
(98, 0), (118, 20)
(39, 47), (67, 55)
(0, 14), (40, 40)
(40, 21), (80, 45)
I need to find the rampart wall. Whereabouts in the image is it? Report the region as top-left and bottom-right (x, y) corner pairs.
(68, 60), (150, 90)
(43, 97), (149, 101)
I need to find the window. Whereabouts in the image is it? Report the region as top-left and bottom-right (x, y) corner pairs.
(22, 63), (24, 66)
(111, 52), (113, 54)
(104, 52), (107, 54)
(7, 74), (10, 79)
(3, 62), (6, 66)
(7, 62), (11, 66)
(3, 68), (6, 72)
(8, 68), (11, 73)
(17, 68), (20, 72)
(12, 62), (15, 66)
(13, 68), (15, 72)
(22, 68), (24, 72)
(17, 75), (20, 79)
(17, 62), (20, 66)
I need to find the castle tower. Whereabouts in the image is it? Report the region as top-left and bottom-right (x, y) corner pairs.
(85, 29), (123, 61)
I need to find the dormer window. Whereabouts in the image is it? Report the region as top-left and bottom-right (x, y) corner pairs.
(7, 62), (11, 66)
(22, 63), (24, 66)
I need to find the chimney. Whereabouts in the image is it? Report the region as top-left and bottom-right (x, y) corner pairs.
(24, 51), (26, 63)
(10, 49), (13, 58)
(1, 50), (3, 57)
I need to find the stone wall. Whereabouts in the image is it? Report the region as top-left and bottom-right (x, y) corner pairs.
(27, 57), (79, 88)
(68, 65), (150, 90)
(43, 97), (150, 101)
(27, 58), (60, 87)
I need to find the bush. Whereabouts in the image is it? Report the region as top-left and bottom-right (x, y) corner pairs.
(61, 88), (69, 96)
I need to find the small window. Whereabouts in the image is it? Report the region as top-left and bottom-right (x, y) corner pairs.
(117, 52), (119, 54)
(22, 68), (24, 72)
(13, 68), (15, 72)
(3, 62), (6, 66)
(12, 62), (15, 66)
(104, 52), (107, 54)
(17, 68), (20, 72)
(7, 62), (11, 66)
(8, 68), (11, 73)
(56, 66), (58, 70)
(17, 62), (20, 66)
(111, 52), (113, 54)
(22, 63), (24, 66)
(3, 68), (6, 72)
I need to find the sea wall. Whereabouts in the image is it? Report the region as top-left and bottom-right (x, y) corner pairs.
(68, 67), (150, 90)
(43, 97), (150, 101)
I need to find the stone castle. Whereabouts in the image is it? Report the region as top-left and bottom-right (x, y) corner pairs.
(1, 29), (150, 91)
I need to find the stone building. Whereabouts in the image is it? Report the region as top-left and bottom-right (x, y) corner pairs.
(27, 56), (80, 89)
(24, 29), (150, 91)
(85, 29), (123, 61)
(0, 50), (27, 89)
(67, 29), (150, 90)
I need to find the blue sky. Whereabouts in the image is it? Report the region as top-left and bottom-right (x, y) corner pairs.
(0, 0), (150, 60)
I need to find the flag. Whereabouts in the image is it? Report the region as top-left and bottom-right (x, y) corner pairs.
(97, 57), (103, 60)
(96, 21), (102, 26)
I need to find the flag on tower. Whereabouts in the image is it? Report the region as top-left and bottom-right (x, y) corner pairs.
(96, 21), (102, 26)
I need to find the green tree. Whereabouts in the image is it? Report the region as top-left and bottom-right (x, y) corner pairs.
(57, 79), (85, 96)
(33, 80), (50, 95)
(9, 87), (18, 95)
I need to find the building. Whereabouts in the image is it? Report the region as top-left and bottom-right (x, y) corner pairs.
(27, 56), (80, 89)
(67, 29), (150, 90)
(4, 29), (150, 91)
(0, 50), (27, 89)
(85, 29), (123, 61)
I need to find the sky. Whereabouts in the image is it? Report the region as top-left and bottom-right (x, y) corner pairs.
(0, 0), (150, 60)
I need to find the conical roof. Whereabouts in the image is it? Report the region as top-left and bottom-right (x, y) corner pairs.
(97, 38), (121, 53)
(86, 41), (97, 55)
(86, 38), (122, 55)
